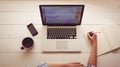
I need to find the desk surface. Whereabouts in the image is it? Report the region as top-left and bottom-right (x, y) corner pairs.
(0, 0), (120, 67)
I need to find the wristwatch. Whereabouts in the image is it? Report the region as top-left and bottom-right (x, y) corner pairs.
(37, 63), (48, 67)
(87, 65), (95, 67)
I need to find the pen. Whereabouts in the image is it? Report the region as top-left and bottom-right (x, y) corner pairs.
(89, 32), (100, 36)
(96, 32), (100, 33)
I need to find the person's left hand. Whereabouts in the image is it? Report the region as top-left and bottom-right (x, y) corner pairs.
(64, 62), (85, 67)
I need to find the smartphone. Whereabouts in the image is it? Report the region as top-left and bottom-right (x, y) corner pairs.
(27, 23), (38, 36)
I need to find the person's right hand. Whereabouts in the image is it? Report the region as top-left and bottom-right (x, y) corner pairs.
(64, 62), (85, 67)
(87, 31), (97, 48)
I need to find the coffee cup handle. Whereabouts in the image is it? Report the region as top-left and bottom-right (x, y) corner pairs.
(21, 47), (24, 50)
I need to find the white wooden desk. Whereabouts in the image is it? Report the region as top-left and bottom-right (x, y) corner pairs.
(0, 0), (120, 67)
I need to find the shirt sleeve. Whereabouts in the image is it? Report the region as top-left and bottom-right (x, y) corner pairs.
(37, 63), (48, 67)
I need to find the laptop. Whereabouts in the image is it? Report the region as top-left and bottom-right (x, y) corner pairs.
(39, 5), (85, 53)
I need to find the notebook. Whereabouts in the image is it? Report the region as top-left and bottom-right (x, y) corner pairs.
(85, 24), (120, 56)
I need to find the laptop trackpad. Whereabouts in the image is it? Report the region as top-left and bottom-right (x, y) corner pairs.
(56, 41), (68, 50)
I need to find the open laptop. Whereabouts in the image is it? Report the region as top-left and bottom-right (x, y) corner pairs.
(39, 5), (85, 53)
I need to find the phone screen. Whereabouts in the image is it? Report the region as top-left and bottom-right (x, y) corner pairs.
(27, 23), (38, 36)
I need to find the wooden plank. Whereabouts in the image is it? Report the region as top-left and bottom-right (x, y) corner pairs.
(0, 25), (101, 38)
(0, 11), (42, 24)
(0, 52), (120, 67)
(0, 25), (44, 38)
(0, 38), (90, 53)
(0, 1), (37, 12)
(0, 25), (120, 53)
(0, 1), (42, 24)
(0, 1), (119, 24)
(0, 39), (41, 52)
(0, 53), (89, 67)
(0, 1), (120, 67)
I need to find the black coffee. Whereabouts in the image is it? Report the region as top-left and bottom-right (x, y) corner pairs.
(22, 37), (33, 48)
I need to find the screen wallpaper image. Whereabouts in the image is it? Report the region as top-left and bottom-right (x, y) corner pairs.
(41, 6), (83, 25)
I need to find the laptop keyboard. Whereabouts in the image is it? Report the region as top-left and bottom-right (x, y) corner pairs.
(47, 28), (76, 39)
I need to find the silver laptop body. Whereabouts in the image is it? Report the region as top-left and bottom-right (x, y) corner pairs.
(39, 5), (85, 53)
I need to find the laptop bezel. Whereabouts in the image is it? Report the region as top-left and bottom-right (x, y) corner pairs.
(39, 5), (85, 26)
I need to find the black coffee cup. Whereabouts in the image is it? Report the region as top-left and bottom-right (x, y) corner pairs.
(21, 37), (34, 50)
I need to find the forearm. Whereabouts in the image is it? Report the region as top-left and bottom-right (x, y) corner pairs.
(49, 64), (65, 67)
(88, 43), (97, 66)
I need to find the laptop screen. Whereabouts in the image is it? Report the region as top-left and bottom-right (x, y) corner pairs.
(39, 5), (84, 26)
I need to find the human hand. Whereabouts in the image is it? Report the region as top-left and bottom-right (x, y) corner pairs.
(87, 31), (97, 48)
(64, 62), (85, 67)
